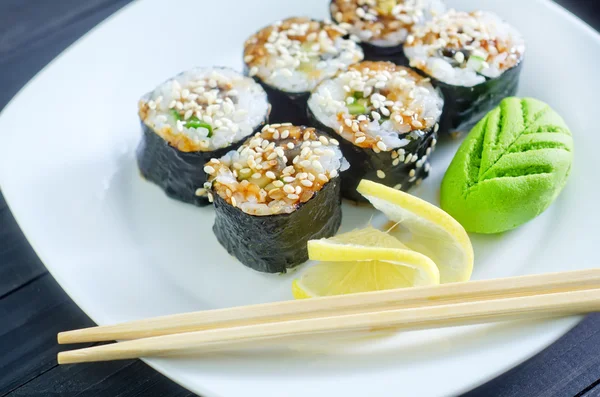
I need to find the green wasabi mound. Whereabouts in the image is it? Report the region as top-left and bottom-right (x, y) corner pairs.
(440, 97), (573, 234)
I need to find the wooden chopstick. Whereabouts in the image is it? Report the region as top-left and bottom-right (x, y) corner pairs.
(58, 269), (600, 344)
(58, 287), (600, 364)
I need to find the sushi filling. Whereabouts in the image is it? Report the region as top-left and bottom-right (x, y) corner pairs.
(205, 125), (346, 216)
(138, 67), (270, 152)
(404, 10), (525, 87)
(331, 0), (445, 47)
(244, 17), (364, 93)
(308, 61), (443, 151)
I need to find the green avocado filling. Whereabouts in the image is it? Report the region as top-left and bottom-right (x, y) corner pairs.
(345, 92), (389, 124)
(170, 109), (213, 137)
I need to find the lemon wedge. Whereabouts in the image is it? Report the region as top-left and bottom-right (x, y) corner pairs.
(357, 180), (474, 284)
(293, 227), (440, 299)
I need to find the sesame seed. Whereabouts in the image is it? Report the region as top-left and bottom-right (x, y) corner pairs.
(287, 194), (300, 200)
(283, 176), (296, 183)
(273, 180), (284, 188)
(409, 169), (416, 177)
(204, 165), (215, 174)
(393, 158), (400, 166)
(319, 136), (329, 145)
(195, 188), (206, 197)
(376, 141), (387, 151)
(329, 169), (338, 178)
(355, 137), (366, 144)
(295, 186), (302, 194)
(330, 138), (339, 145)
(377, 170), (386, 179)
(281, 130), (290, 139)
(283, 185), (295, 194)
(318, 173), (329, 182)
(301, 179), (313, 187)
(252, 172), (262, 179)
(303, 132), (311, 140)
(266, 171), (276, 179)
(231, 197), (237, 207)
(394, 184), (403, 190)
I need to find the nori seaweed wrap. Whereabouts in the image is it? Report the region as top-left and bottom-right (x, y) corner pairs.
(137, 67), (270, 206)
(243, 17), (363, 125)
(205, 124), (346, 273)
(330, 0), (445, 66)
(404, 10), (525, 136)
(307, 61), (443, 202)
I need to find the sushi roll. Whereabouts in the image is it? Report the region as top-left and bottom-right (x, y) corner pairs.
(243, 17), (363, 125)
(307, 61), (443, 202)
(205, 124), (346, 273)
(404, 10), (525, 136)
(137, 67), (270, 206)
(330, 0), (445, 65)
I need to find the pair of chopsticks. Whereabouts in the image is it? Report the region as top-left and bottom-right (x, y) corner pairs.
(57, 269), (600, 364)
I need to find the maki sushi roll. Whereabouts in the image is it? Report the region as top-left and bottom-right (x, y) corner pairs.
(205, 124), (346, 273)
(137, 67), (270, 206)
(331, 0), (445, 65)
(307, 61), (443, 202)
(243, 17), (363, 125)
(404, 10), (525, 136)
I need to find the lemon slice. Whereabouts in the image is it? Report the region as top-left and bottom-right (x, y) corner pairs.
(357, 180), (474, 284)
(293, 227), (440, 299)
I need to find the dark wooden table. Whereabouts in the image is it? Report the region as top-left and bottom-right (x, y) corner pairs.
(1, 1), (600, 396)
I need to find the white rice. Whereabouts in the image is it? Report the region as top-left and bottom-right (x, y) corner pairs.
(404, 10), (526, 87)
(332, 0), (446, 47)
(206, 125), (346, 216)
(244, 17), (364, 93)
(308, 62), (443, 151)
(139, 67), (270, 152)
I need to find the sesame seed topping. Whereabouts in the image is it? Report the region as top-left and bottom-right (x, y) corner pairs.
(204, 165), (215, 174)
(376, 170), (386, 179)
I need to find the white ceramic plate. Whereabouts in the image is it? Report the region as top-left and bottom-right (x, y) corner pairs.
(1, 0), (599, 396)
